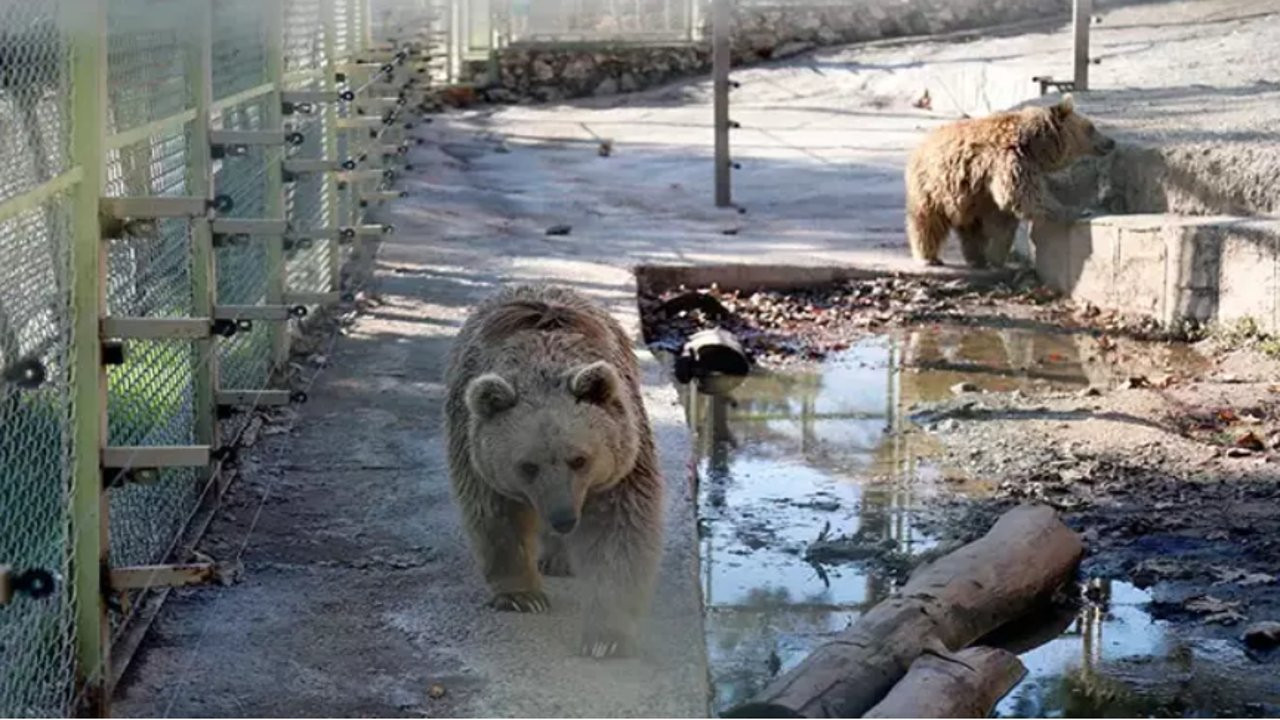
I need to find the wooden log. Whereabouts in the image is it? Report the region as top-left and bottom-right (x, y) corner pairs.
(863, 646), (1027, 718)
(721, 504), (1082, 719)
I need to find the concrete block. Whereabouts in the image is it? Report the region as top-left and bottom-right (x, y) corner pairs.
(1032, 214), (1280, 333)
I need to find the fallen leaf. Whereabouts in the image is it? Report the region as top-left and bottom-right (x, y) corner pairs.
(1235, 431), (1267, 452)
(428, 684), (447, 700)
(1126, 376), (1150, 389)
(1216, 408), (1239, 423)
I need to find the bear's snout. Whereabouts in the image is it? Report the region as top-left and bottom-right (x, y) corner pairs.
(549, 509), (578, 535)
(1095, 135), (1116, 155)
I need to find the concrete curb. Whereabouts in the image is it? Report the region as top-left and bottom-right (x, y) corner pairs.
(1031, 214), (1280, 332)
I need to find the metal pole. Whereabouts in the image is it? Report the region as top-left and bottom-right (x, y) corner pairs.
(188, 0), (219, 457)
(711, 0), (730, 207)
(265, 0), (289, 370)
(1073, 0), (1091, 91)
(321, 0), (343, 292)
(64, 0), (109, 711)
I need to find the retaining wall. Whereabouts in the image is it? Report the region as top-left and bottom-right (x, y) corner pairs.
(479, 0), (1068, 103)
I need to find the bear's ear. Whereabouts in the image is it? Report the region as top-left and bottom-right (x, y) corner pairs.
(466, 374), (518, 419)
(1054, 94), (1076, 118)
(568, 361), (623, 406)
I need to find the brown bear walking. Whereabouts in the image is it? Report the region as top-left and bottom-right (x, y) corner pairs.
(905, 95), (1115, 268)
(444, 284), (663, 658)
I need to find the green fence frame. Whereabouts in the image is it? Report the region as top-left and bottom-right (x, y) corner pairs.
(0, 0), (421, 714)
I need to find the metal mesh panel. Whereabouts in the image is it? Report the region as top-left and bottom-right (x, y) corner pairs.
(0, 0), (78, 712)
(282, 0), (334, 304)
(333, 0), (352, 59)
(106, 0), (192, 134)
(0, 2), (71, 205)
(0, 194), (77, 718)
(284, 86), (335, 296)
(102, 115), (201, 568)
(214, 100), (273, 391)
(284, 0), (326, 74)
(212, 0), (269, 101)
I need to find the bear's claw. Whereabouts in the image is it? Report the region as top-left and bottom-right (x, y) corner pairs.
(489, 591), (549, 613)
(538, 553), (573, 577)
(579, 630), (632, 659)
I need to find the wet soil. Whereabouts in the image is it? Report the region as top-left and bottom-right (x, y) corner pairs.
(642, 275), (1280, 717)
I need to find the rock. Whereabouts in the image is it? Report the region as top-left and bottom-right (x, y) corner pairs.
(951, 382), (979, 395)
(531, 59), (555, 82)
(545, 224), (572, 236)
(563, 56), (594, 81)
(1242, 621), (1280, 649)
(619, 72), (638, 92)
(1078, 387), (1102, 397)
(771, 41), (816, 59)
(594, 77), (619, 96)
(1130, 557), (1189, 588)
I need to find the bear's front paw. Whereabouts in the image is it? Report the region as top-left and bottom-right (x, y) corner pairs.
(579, 628), (634, 659)
(489, 590), (549, 613)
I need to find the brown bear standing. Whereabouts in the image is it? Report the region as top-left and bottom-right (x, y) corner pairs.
(905, 95), (1115, 268)
(444, 284), (663, 658)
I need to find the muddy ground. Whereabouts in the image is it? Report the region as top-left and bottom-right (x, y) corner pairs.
(642, 275), (1280, 716)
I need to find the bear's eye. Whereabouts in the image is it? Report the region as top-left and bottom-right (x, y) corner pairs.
(518, 462), (539, 480)
(567, 455), (588, 471)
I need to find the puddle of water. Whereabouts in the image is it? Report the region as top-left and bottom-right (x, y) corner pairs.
(682, 324), (1241, 716)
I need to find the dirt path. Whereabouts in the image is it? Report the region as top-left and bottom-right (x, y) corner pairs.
(113, 139), (710, 717)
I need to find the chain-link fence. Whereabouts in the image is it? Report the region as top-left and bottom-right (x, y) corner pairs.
(1, 0), (414, 714)
(0, 0), (79, 714)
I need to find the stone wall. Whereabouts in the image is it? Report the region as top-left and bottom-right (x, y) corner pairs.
(478, 0), (1068, 103)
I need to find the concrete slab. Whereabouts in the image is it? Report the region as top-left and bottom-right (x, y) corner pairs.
(1031, 214), (1280, 331)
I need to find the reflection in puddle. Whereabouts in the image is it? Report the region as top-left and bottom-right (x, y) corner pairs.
(682, 324), (1226, 715)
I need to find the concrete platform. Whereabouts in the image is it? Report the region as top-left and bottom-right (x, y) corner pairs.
(1032, 214), (1280, 332)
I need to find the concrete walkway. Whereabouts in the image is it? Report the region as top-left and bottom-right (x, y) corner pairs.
(114, 0), (1277, 715)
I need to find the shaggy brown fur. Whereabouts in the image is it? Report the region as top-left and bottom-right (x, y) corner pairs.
(905, 95), (1115, 268)
(444, 284), (663, 658)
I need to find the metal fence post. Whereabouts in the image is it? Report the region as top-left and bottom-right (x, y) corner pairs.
(711, 0), (731, 207)
(1073, 0), (1092, 91)
(265, 0), (289, 369)
(321, 0), (343, 294)
(188, 0), (219, 455)
(64, 0), (109, 712)
(359, 0), (373, 51)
